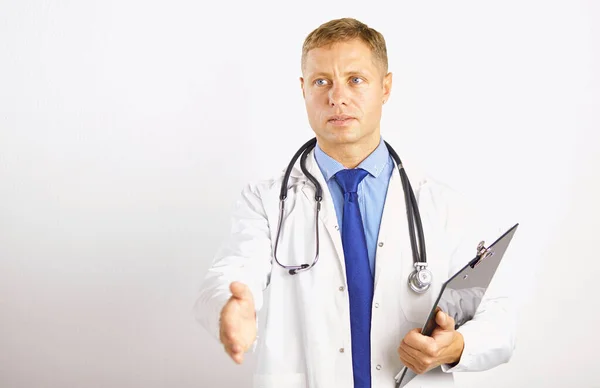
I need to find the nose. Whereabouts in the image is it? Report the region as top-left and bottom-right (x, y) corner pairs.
(328, 83), (349, 107)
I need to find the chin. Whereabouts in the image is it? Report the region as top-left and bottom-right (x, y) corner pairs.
(318, 131), (364, 147)
(333, 124), (369, 140)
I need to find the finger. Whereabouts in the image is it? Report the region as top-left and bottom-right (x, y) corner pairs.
(220, 321), (238, 344)
(231, 347), (244, 364)
(227, 341), (242, 354)
(223, 339), (245, 362)
(398, 346), (416, 371)
(222, 331), (248, 354)
(403, 328), (438, 355)
(225, 343), (244, 364)
(230, 281), (252, 301)
(435, 310), (455, 331)
(220, 320), (243, 351)
(221, 337), (236, 359)
(401, 341), (435, 373)
(399, 339), (424, 360)
(399, 345), (425, 374)
(222, 342), (234, 358)
(220, 305), (254, 347)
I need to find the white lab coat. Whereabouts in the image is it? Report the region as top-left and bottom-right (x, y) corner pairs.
(194, 148), (517, 388)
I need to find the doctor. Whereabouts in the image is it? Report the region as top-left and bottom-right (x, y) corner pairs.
(194, 17), (516, 388)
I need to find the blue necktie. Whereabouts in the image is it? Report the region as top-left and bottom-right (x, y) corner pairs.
(335, 168), (373, 388)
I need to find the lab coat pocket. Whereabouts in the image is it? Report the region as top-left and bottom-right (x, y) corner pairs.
(399, 257), (448, 325)
(253, 373), (307, 388)
(399, 291), (437, 325)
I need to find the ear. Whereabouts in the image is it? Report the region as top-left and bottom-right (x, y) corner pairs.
(382, 72), (392, 104)
(299, 76), (305, 99)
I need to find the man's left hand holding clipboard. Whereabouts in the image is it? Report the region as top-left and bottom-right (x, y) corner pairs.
(397, 306), (466, 375)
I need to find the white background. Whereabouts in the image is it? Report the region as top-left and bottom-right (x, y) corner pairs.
(1, 0), (598, 387)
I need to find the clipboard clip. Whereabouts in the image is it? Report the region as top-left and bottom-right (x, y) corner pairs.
(471, 241), (494, 268)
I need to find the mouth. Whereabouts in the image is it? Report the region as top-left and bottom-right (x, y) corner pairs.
(327, 115), (356, 126)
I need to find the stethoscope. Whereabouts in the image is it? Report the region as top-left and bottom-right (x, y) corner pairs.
(272, 137), (433, 294)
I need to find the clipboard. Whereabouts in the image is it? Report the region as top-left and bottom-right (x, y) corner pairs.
(395, 223), (519, 387)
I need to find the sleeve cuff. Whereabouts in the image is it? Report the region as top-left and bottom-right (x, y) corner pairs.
(440, 328), (474, 373)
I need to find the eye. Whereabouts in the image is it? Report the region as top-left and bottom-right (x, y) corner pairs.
(351, 77), (364, 84)
(314, 79), (329, 86)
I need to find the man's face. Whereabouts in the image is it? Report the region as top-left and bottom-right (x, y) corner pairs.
(300, 39), (392, 149)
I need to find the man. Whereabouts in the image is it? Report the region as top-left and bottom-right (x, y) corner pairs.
(194, 18), (516, 388)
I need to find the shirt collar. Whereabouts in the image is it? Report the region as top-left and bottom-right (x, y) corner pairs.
(314, 136), (390, 182)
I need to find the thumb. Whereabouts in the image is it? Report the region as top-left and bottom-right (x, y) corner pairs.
(436, 310), (454, 331)
(230, 281), (252, 301)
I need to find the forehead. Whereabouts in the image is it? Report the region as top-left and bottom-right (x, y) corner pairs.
(303, 39), (378, 75)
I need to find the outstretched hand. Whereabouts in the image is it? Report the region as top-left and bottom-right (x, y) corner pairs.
(219, 281), (257, 364)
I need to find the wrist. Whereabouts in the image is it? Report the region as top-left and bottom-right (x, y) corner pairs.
(444, 331), (465, 366)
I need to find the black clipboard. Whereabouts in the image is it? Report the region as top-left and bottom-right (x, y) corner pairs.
(395, 223), (519, 387)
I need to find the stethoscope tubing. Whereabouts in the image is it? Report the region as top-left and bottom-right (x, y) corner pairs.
(274, 137), (427, 281)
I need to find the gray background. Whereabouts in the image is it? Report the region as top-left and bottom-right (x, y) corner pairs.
(1, 0), (598, 387)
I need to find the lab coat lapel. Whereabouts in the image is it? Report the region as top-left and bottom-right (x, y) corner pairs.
(299, 149), (347, 278)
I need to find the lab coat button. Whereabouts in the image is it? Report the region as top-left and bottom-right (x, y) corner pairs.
(339, 348), (344, 353)
(378, 242), (384, 247)
(374, 303), (380, 308)
(339, 286), (344, 291)
(376, 364), (382, 370)
(334, 225), (339, 230)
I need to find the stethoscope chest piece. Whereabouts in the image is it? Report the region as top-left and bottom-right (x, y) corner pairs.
(408, 263), (432, 294)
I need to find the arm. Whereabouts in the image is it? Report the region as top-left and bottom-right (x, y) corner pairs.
(440, 288), (516, 372)
(398, 184), (517, 374)
(193, 182), (273, 347)
(440, 188), (518, 372)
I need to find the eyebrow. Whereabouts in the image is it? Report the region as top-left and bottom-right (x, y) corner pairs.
(309, 70), (371, 79)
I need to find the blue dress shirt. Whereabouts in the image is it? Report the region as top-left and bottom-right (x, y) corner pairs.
(314, 137), (394, 276)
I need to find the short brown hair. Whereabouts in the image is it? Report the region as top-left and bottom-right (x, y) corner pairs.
(301, 18), (388, 75)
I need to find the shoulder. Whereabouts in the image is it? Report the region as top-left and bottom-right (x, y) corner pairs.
(401, 160), (468, 214)
(238, 165), (303, 208)
(400, 160), (503, 238)
(240, 152), (311, 200)
(241, 168), (286, 198)
(405, 161), (513, 244)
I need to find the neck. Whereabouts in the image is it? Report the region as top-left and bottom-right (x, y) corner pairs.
(318, 134), (381, 169)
